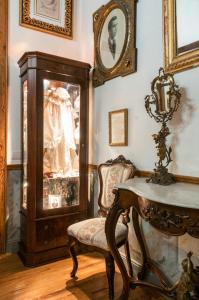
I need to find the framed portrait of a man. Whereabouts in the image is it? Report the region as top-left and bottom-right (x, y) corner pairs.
(20, 0), (73, 39)
(93, 0), (137, 87)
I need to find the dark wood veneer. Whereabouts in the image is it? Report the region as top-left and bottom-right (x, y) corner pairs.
(18, 52), (90, 266)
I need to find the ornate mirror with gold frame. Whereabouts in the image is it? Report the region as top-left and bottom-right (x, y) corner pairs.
(163, 0), (199, 73)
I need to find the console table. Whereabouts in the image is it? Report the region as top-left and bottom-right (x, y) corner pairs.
(105, 177), (199, 299)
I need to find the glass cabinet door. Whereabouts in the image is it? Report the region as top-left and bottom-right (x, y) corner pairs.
(42, 79), (80, 210)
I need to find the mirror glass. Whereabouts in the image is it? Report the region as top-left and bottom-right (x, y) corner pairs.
(22, 80), (28, 209)
(154, 81), (170, 115)
(42, 79), (80, 210)
(176, 0), (199, 54)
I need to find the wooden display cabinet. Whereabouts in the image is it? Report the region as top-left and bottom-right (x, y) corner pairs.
(18, 52), (90, 266)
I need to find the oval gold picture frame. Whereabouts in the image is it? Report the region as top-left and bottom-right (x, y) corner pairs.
(93, 0), (137, 87)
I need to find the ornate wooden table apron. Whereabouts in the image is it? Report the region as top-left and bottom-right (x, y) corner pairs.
(105, 177), (199, 299)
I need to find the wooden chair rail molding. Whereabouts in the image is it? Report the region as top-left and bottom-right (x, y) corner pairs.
(136, 170), (199, 185)
(7, 163), (199, 185)
(88, 164), (199, 185)
(7, 164), (23, 171)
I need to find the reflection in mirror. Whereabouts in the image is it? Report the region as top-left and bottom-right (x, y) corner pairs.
(43, 80), (80, 210)
(154, 81), (171, 115)
(176, 0), (199, 54)
(22, 80), (28, 209)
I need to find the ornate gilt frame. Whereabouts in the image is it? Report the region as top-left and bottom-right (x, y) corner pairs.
(20, 0), (73, 39)
(109, 109), (128, 146)
(93, 0), (137, 87)
(163, 0), (199, 73)
(0, 0), (8, 253)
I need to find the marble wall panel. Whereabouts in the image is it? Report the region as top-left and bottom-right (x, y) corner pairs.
(6, 170), (21, 252)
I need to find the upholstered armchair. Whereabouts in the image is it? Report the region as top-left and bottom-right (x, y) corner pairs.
(67, 155), (136, 299)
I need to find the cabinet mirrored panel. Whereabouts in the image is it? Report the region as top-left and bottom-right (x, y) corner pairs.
(43, 80), (80, 210)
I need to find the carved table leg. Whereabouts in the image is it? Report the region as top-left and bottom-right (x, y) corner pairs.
(105, 253), (115, 300)
(124, 240), (134, 278)
(132, 207), (172, 288)
(132, 207), (148, 280)
(105, 195), (131, 300)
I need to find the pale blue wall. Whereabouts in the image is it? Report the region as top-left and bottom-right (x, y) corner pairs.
(80, 0), (199, 281)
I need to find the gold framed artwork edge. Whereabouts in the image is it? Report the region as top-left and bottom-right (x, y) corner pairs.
(19, 0), (73, 39)
(163, 0), (199, 74)
(93, 0), (137, 87)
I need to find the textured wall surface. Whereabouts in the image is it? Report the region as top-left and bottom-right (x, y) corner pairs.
(6, 170), (21, 252)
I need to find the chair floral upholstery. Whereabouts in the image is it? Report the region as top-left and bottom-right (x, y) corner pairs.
(68, 217), (128, 251)
(100, 164), (133, 208)
(67, 155), (136, 300)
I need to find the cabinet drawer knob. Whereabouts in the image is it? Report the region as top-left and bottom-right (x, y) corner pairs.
(44, 225), (49, 230)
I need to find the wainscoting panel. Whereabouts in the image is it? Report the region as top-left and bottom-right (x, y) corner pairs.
(6, 170), (21, 252)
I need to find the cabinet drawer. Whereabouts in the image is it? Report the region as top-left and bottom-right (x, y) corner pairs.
(36, 214), (84, 251)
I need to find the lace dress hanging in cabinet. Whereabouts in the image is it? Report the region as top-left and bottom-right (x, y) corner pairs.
(43, 87), (78, 177)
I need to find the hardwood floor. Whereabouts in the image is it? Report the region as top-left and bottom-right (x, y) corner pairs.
(0, 252), (165, 299)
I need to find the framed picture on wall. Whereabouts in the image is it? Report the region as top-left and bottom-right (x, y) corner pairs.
(93, 0), (137, 87)
(20, 0), (73, 39)
(109, 109), (128, 146)
(163, 0), (199, 73)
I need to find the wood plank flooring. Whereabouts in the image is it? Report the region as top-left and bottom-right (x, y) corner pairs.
(0, 252), (165, 299)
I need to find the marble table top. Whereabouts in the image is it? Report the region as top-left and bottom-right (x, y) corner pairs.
(114, 177), (199, 209)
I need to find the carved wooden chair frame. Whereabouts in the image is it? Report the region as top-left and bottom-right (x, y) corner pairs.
(67, 155), (136, 299)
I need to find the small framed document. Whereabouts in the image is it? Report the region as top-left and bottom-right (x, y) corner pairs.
(109, 109), (128, 146)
